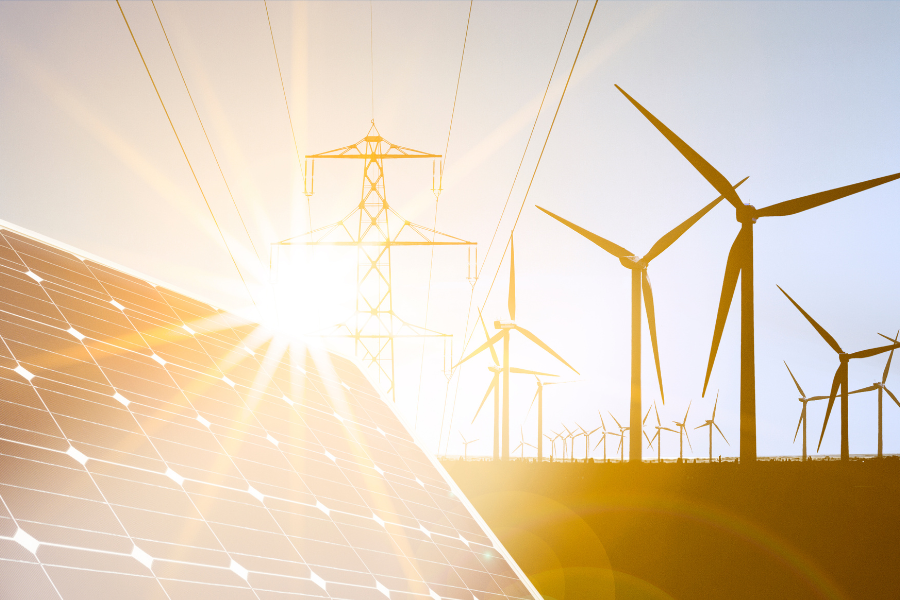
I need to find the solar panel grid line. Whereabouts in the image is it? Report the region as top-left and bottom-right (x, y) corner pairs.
(0, 222), (540, 600)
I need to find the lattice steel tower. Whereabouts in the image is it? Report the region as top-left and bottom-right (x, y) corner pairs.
(275, 122), (475, 402)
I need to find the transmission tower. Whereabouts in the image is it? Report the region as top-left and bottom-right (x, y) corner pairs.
(274, 122), (475, 402)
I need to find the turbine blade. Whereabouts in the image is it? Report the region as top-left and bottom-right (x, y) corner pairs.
(514, 325), (579, 374)
(756, 172), (900, 218)
(882, 331), (899, 384)
(817, 364), (845, 452)
(884, 387), (900, 409)
(684, 427), (693, 451)
(661, 427), (678, 433)
(784, 361), (807, 399)
(536, 206), (634, 258)
(849, 342), (900, 361)
(643, 405), (652, 425)
(509, 367), (559, 377)
(643, 177), (749, 264)
(712, 390), (719, 420)
(777, 286), (843, 354)
(478, 307), (500, 367)
(848, 385), (878, 395)
(471, 377), (498, 424)
(643, 271), (665, 403)
(524, 387), (541, 421)
(703, 230), (744, 396)
(654, 402), (661, 426)
(714, 422), (729, 445)
(793, 406), (804, 443)
(609, 411), (622, 429)
(643, 429), (653, 445)
(455, 330), (506, 369)
(683, 400), (692, 424)
(614, 85), (743, 209)
(508, 236), (516, 321)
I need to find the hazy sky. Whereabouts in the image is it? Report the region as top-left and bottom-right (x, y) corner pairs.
(2, 1), (899, 460)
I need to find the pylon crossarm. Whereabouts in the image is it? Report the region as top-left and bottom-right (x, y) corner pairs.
(388, 207), (475, 245)
(307, 137), (440, 160)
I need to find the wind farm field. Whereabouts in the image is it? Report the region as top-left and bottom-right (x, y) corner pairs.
(444, 459), (900, 600)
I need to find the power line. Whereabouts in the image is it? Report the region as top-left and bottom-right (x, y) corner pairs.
(150, 0), (262, 265)
(415, 0), (473, 429)
(115, 0), (260, 316)
(264, 1), (312, 234)
(439, 0), (579, 454)
(441, 0), (598, 454)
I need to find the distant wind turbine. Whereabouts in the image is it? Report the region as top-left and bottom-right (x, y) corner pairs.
(673, 401), (693, 461)
(615, 84), (900, 463)
(647, 403), (678, 463)
(512, 426), (536, 459)
(608, 412), (630, 461)
(782, 361), (868, 460)
(695, 391), (729, 462)
(525, 377), (578, 461)
(459, 433), (479, 461)
(456, 236), (578, 460)
(537, 180), (745, 462)
(470, 308), (558, 459)
(576, 423), (602, 461)
(778, 287), (900, 460)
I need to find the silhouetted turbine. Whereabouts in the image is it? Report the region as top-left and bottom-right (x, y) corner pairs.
(513, 426), (536, 459)
(616, 84), (900, 463)
(783, 361), (868, 460)
(456, 236), (578, 460)
(778, 287), (900, 460)
(577, 422), (602, 461)
(673, 401), (693, 461)
(537, 181), (745, 462)
(647, 402), (677, 463)
(459, 433), (479, 460)
(695, 391), (729, 462)
(525, 378), (577, 461)
(608, 412), (630, 461)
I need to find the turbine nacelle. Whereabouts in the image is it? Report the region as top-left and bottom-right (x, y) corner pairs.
(735, 203), (758, 224)
(494, 320), (516, 330)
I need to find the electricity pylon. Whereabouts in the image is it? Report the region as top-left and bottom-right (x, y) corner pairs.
(274, 122), (474, 402)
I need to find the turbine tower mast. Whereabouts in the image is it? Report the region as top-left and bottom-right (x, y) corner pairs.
(275, 122), (475, 402)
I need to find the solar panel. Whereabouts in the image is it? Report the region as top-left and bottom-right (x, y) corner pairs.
(0, 221), (539, 600)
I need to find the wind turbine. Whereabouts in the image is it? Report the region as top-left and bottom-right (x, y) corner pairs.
(469, 308), (559, 460)
(868, 332), (900, 458)
(594, 414), (611, 462)
(615, 84), (900, 463)
(647, 403), (678, 463)
(673, 401), (693, 461)
(525, 378), (577, 461)
(512, 427), (536, 459)
(456, 236), (578, 460)
(567, 426), (583, 462)
(545, 430), (561, 460)
(779, 287), (900, 460)
(577, 423), (602, 461)
(695, 391), (729, 462)
(608, 412), (630, 461)
(538, 182), (745, 463)
(459, 433), (479, 460)
(785, 361), (874, 460)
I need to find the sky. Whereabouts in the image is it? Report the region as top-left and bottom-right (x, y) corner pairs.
(1, 1), (899, 461)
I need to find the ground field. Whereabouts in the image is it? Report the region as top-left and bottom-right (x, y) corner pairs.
(443, 458), (900, 600)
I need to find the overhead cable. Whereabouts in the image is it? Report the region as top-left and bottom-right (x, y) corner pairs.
(416, 0), (474, 429)
(115, 0), (260, 316)
(441, 0), (599, 454)
(151, 0), (263, 266)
